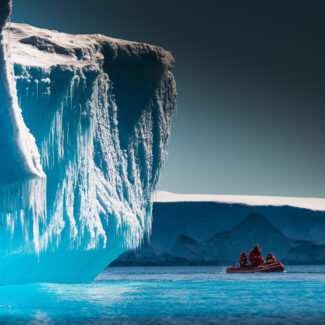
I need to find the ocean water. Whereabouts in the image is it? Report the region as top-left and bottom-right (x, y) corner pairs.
(0, 265), (325, 324)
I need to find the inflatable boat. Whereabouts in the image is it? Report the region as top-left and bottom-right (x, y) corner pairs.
(226, 261), (285, 273)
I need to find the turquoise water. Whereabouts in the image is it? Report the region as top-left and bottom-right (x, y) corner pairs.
(1, 266), (325, 324)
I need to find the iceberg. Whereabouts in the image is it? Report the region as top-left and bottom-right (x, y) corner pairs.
(0, 0), (176, 283)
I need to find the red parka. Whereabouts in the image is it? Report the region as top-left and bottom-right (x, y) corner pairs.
(266, 253), (276, 264)
(239, 252), (249, 267)
(249, 246), (265, 266)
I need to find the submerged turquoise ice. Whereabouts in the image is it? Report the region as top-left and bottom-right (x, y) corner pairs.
(0, 266), (325, 324)
(0, 0), (176, 284)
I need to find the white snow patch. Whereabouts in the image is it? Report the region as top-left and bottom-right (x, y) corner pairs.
(8, 23), (174, 69)
(154, 191), (325, 211)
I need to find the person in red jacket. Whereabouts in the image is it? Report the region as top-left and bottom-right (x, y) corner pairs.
(265, 252), (277, 264)
(249, 244), (265, 266)
(239, 251), (249, 267)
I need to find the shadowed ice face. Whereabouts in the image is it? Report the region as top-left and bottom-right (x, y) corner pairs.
(0, 0), (11, 28)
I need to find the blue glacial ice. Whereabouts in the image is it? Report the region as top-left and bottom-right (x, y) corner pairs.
(0, 0), (177, 284)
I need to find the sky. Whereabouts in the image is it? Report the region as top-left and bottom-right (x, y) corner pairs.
(12, 0), (325, 198)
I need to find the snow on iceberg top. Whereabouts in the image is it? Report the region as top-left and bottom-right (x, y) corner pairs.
(8, 23), (174, 69)
(154, 191), (325, 211)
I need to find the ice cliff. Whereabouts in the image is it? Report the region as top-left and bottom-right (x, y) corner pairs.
(0, 1), (176, 283)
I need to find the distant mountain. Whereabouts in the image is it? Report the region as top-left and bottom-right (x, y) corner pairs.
(150, 201), (325, 254)
(110, 241), (191, 266)
(111, 212), (325, 266)
(111, 193), (325, 266)
(171, 213), (291, 264)
(110, 248), (191, 267)
(285, 240), (325, 264)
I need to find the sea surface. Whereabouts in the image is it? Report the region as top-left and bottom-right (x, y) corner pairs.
(1, 265), (325, 324)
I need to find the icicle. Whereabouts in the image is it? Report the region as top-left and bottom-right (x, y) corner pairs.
(0, 177), (47, 254)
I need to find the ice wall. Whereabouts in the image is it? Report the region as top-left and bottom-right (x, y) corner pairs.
(0, 1), (176, 283)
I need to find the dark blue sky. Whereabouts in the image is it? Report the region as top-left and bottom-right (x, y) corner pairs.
(12, 0), (325, 197)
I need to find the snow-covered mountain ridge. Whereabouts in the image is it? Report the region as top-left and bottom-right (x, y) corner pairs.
(155, 191), (325, 211)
